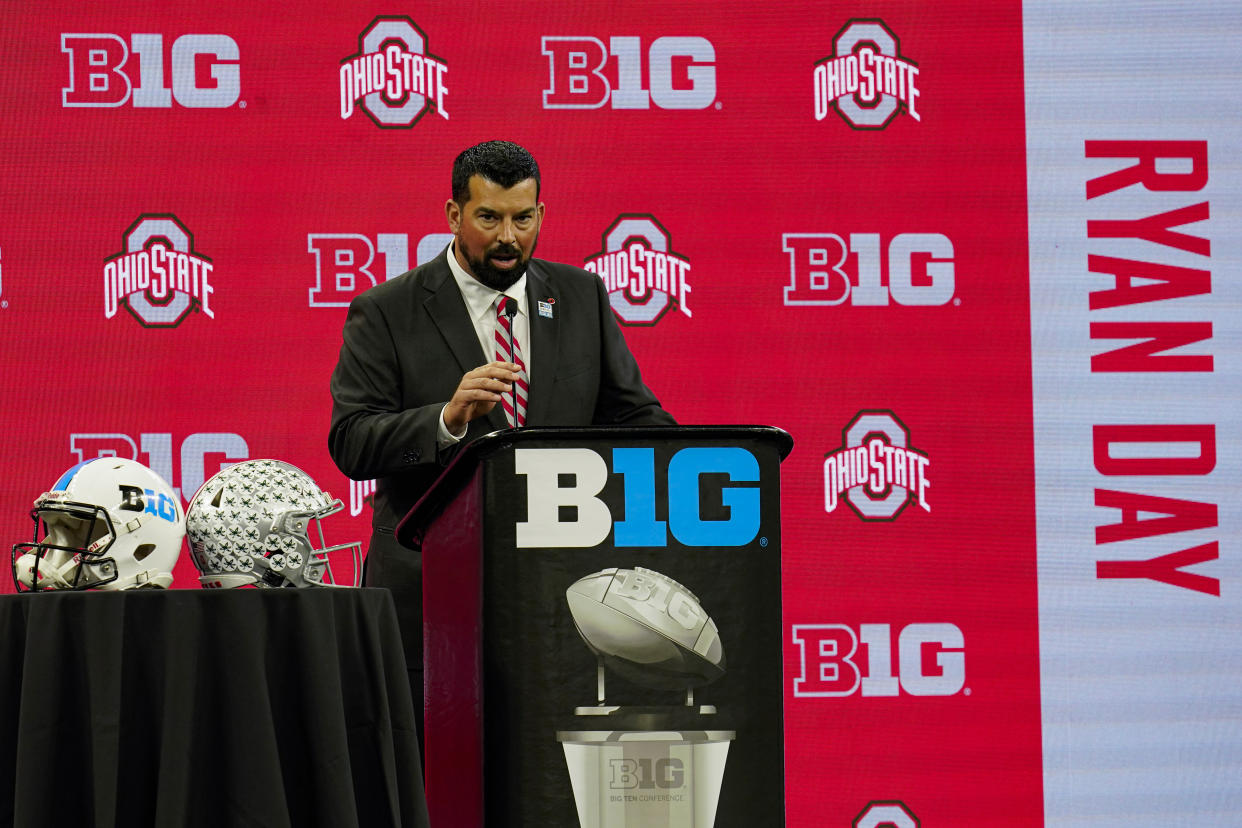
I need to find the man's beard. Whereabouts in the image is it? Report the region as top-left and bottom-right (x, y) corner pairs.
(463, 238), (538, 291)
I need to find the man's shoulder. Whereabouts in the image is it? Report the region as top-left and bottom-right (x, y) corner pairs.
(530, 257), (592, 279)
(529, 257), (602, 295)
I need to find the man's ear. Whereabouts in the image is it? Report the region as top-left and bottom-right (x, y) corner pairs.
(445, 198), (461, 233)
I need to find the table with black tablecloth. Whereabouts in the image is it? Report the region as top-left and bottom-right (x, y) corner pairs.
(0, 588), (428, 828)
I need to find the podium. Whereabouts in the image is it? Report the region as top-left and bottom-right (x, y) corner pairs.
(396, 426), (792, 827)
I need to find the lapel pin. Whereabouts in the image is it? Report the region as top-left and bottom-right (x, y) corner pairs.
(538, 299), (554, 319)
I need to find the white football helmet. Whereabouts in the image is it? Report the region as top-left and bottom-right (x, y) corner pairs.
(11, 457), (185, 591)
(186, 459), (360, 589)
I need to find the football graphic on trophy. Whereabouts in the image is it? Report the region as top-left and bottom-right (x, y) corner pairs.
(558, 567), (734, 828)
(565, 566), (725, 691)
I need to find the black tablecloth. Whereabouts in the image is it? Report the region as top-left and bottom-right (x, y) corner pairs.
(0, 588), (429, 828)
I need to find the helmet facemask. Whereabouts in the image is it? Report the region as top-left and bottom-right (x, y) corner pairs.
(12, 500), (119, 591)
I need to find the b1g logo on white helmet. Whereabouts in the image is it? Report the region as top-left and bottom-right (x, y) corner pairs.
(340, 16), (448, 128)
(583, 215), (692, 326)
(813, 19), (920, 129)
(823, 410), (930, 521)
(103, 214), (214, 327)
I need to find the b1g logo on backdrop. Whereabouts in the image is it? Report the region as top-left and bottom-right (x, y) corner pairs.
(792, 622), (965, 697)
(104, 214), (214, 327)
(782, 232), (955, 306)
(61, 33), (240, 108)
(340, 17), (448, 127)
(824, 410), (930, 521)
(69, 432), (249, 502)
(583, 215), (692, 325)
(307, 231), (452, 306)
(813, 19), (920, 129)
(542, 36), (716, 110)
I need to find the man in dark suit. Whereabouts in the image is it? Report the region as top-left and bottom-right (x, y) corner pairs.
(328, 140), (674, 743)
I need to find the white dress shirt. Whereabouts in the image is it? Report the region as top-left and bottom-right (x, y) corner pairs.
(438, 242), (531, 444)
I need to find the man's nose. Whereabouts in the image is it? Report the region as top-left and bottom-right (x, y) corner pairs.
(497, 218), (516, 244)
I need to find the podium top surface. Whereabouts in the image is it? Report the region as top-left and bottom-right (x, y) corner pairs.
(395, 425), (793, 548)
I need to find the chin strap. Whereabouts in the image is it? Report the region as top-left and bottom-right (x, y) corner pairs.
(14, 551), (106, 591)
(16, 554), (71, 590)
(131, 570), (173, 589)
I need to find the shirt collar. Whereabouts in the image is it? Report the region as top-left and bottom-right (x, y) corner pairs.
(447, 242), (527, 324)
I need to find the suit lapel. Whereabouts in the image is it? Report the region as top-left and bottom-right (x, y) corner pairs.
(525, 262), (559, 424)
(421, 250), (509, 432)
(422, 254), (484, 373)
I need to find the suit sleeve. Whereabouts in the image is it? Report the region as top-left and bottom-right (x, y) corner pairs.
(590, 275), (678, 426)
(328, 290), (447, 480)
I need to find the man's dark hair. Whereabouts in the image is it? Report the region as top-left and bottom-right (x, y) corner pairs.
(451, 140), (541, 205)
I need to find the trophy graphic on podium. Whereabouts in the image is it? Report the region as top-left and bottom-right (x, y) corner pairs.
(557, 566), (734, 828)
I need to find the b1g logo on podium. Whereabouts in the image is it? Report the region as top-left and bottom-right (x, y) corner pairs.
(307, 231), (452, 306)
(104, 214), (214, 327)
(813, 19), (920, 129)
(782, 232), (955, 307)
(61, 33), (240, 108)
(823, 410), (930, 521)
(340, 17), (448, 128)
(69, 431), (249, 502)
(514, 447), (759, 548)
(542, 36), (716, 110)
(792, 623), (965, 697)
(583, 215), (692, 326)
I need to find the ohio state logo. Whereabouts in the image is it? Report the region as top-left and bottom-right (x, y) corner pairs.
(813, 19), (920, 129)
(340, 16), (448, 127)
(823, 410), (929, 520)
(103, 214), (214, 327)
(582, 215), (692, 326)
(854, 801), (920, 828)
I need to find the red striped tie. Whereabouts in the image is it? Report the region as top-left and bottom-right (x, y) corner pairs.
(494, 298), (528, 427)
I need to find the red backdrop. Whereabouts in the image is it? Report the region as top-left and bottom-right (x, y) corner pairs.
(3, 1), (1236, 824)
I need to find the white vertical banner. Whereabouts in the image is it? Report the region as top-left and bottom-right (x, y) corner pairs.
(1025, 2), (1242, 824)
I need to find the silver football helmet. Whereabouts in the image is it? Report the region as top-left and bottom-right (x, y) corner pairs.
(11, 457), (185, 591)
(186, 459), (360, 589)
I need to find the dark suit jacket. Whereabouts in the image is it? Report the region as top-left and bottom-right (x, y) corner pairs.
(328, 248), (674, 661)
